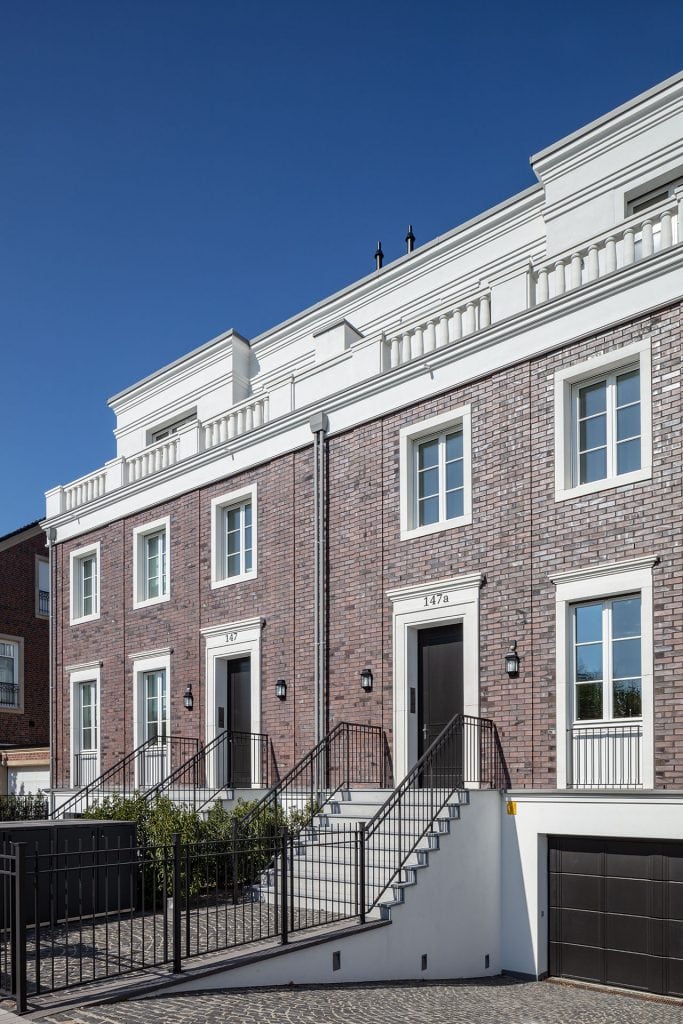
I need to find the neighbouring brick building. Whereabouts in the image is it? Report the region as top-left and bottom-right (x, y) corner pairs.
(0, 521), (50, 795)
(43, 74), (683, 993)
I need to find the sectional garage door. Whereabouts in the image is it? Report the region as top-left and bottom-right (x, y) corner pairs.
(549, 836), (683, 996)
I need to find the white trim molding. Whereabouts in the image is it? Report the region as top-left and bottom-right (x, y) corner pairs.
(553, 337), (652, 502)
(132, 515), (170, 610)
(552, 556), (656, 789)
(69, 662), (101, 788)
(388, 572), (483, 781)
(131, 649), (172, 786)
(210, 483), (258, 590)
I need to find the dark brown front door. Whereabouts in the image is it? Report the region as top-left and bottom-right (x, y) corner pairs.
(228, 657), (251, 786)
(417, 623), (464, 760)
(549, 835), (683, 997)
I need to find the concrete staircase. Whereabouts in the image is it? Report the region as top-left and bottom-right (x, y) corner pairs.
(256, 786), (470, 921)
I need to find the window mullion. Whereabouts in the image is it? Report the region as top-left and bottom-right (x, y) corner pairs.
(572, 385), (580, 486)
(604, 601), (612, 720)
(607, 373), (616, 479)
(438, 433), (446, 522)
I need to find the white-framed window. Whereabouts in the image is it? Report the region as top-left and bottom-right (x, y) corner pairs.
(400, 407), (472, 540)
(70, 542), (101, 624)
(551, 556), (656, 789)
(626, 175), (682, 217)
(554, 339), (652, 501)
(131, 650), (172, 786)
(0, 635), (22, 711)
(133, 517), (170, 608)
(69, 662), (101, 787)
(149, 412), (196, 444)
(35, 555), (49, 618)
(210, 485), (257, 589)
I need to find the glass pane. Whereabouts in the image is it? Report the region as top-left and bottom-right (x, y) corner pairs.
(227, 507), (240, 532)
(579, 415), (606, 452)
(244, 547), (252, 572)
(612, 597), (641, 639)
(617, 369), (640, 406)
(446, 488), (464, 520)
(417, 438), (438, 470)
(617, 438), (640, 474)
(613, 637), (641, 679)
(576, 642), (602, 681)
(579, 381), (606, 418)
(0, 656), (13, 685)
(244, 502), (252, 527)
(227, 553), (240, 576)
(418, 466), (439, 499)
(613, 679), (642, 718)
(147, 573), (159, 600)
(576, 682), (602, 720)
(579, 448), (607, 483)
(227, 529), (240, 555)
(616, 403), (640, 441)
(244, 524), (252, 550)
(445, 431), (462, 461)
(445, 459), (463, 491)
(575, 603), (602, 644)
(418, 495), (439, 527)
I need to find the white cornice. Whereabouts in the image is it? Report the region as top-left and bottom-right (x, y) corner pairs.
(549, 556), (659, 586)
(64, 659), (102, 673)
(387, 573), (484, 603)
(200, 616), (265, 638)
(127, 645), (174, 661)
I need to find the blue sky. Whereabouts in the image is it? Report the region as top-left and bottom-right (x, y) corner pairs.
(1, 1), (682, 535)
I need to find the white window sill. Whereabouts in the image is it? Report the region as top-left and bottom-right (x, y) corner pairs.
(133, 592), (170, 610)
(401, 513), (472, 542)
(555, 466), (651, 503)
(0, 705), (24, 715)
(211, 570), (257, 591)
(572, 718), (643, 727)
(70, 612), (100, 626)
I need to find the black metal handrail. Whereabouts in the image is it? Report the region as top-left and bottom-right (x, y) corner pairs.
(143, 730), (273, 812)
(52, 735), (199, 819)
(362, 713), (507, 911)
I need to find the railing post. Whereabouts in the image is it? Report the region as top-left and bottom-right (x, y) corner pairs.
(280, 827), (289, 945)
(231, 815), (239, 906)
(12, 842), (27, 1013)
(358, 822), (366, 925)
(172, 832), (181, 974)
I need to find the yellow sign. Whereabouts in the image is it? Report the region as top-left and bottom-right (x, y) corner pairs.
(506, 801), (517, 816)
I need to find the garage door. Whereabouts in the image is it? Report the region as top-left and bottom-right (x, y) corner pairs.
(549, 836), (683, 997)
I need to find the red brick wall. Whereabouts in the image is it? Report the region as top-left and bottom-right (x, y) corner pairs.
(52, 300), (683, 790)
(0, 530), (49, 748)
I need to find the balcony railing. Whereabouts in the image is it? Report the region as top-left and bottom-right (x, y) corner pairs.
(568, 722), (642, 789)
(381, 288), (491, 372)
(38, 590), (49, 615)
(0, 682), (19, 708)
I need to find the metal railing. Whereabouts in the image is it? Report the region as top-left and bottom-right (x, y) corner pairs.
(53, 736), (199, 819)
(0, 682), (19, 708)
(363, 714), (507, 912)
(568, 723), (642, 789)
(38, 590), (49, 615)
(143, 730), (274, 812)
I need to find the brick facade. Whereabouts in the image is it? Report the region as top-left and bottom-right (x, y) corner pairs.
(52, 301), (683, 791)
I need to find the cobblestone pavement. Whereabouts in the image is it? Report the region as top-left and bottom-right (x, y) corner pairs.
(38, 977), (683, 1023)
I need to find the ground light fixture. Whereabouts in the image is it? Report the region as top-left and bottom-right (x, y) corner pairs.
(360, 668), (373, 692)
(183, 684), (194, 711)
(504, 642), (520, 677)
(275, 678), (287, 701)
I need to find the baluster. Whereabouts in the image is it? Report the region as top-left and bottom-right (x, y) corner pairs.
(641, 219), (654, 258)
(424, 321), (437, 354)
(436, 314), (449, 348)
(586, 244), (599, 282)
(464, 301), (476, 335)
(254, 401), (263, 428)
(676, 187), (683, 244)
(660, 210), (673, 250)
(401, 330), (412, 363)
(390, 336), (400, 368)
(570, 253), (582, 289)
(412, 325), (424, 358)
(479, 292), (491, 329)
(246, 404), (254, 432)
(451, 308), (463, 342)
(537, 267), (549, 304)
(555, 259), (566, 296)
(623, 227), (635, 265)
(604, 237), (617, 274)
(238, 409), (246, 435)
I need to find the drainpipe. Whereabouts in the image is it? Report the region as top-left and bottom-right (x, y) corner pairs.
(46, 526), (57, 812)
(309, 411), (329, 763)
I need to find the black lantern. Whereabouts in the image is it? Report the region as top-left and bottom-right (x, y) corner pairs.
(183, 684), (194, 712)
(275, 678), (287, 701)
(360, 668), (373, 692)
(504, 642), (520, 677)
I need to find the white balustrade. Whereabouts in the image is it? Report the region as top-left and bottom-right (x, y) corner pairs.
(125, 437), (179, 484)
(530, 196), (680, 307)
(202, 394), (269, 451)
(381, 288), (492, 371)
(64, 470), (107, 512)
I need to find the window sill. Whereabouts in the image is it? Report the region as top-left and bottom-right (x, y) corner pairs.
(555, 467), (651, 503)
(211, 570), (257, 591)
(133, 593), (170, 610)
(401, 514), (472, 542)
(0, 705), (24, 715)
(70, 612), (100, 626)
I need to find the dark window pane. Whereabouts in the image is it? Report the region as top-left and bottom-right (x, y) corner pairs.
(613, 637), (641, 680)
(579, 381), (606, 418)
(575, 603), (602, 644)
(227, 553), (240, 577)
(227, 508), (240, 532)
(576, 642), (602, 681)
(418, 495), (439, 526)
(227, 530), (240, 555)
(617, 438), (640, 474)
(613, 679), (642, 718)
(580, 448), (607, 483)
(617, 369), (640, 406)
(445, 431), (463, 461)
(576, 683), (603, 720)
(579, 414), (607, 452)
(418, 466), (439, 498)
(244, 502), (252, 527)
(612, 597), (641, 639)
(446, 489), (463, 520)
(418, 439), (438, 470)
(244, 548), (252, 572)
(446, 459), (463, 491)
(244, 524), (252, 549)
(616, 403), (640, 441)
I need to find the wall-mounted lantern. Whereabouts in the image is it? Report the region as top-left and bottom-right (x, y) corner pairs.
(275, 678), (287, 701)
(504, 642), (520, 677)
(183, 684), (194, 712)
(360, 668), (373, 693)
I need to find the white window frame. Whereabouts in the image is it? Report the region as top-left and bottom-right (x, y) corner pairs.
(69, 662), (101, 787)
(210, 484), (257, 589)
(69, 542), (101, 625)
(400, 406), (472, 541)
(570, 595), (643, 724)
(133, 517), (170, 609)
(551, 556), (656, 789)
(0, 634), (23, 713)
(554, 338), (652, 501)
(35, 554), (49, 619)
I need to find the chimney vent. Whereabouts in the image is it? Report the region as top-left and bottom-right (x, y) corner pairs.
(406, 224), (415, 253)
(374, 241), (384, 271)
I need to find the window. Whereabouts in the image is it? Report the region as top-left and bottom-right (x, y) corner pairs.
(70, 663), (101, 786)
(133, 517), (170, 608)
(0, 637), (21, 709)
(572, 595), (641, 721)
(132, 650), (172, 786)
(150, 413), (196, 444)
(400, 407), (472, 540)
(626, 175), (682, 216)
(36, 556), (49, 617)
(70, 542), (101, 624)
(554, 339), (652, 501)
(210, 485), (257, 588)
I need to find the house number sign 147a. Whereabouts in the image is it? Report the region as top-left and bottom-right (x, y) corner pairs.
(423, 593), (449, 607)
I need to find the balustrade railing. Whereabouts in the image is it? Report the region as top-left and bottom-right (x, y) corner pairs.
(381, 290), (491, 372)
(202, 394), (269, 451)
(64, 470), (107, 512)
(568, 723), (642, 789)
(530, 195), (681, 307)
(125, 436), (180, 484)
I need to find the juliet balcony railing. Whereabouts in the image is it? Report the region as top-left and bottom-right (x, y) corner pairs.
(38, 590), (49, 615)
(567, 722), (642, 790)
(0, 682), (19, 709)
(381, 288), (491, 372)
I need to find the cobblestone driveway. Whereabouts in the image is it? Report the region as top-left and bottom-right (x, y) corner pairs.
(39, 977), (683, 1023)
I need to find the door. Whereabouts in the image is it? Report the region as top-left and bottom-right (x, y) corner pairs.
(228, 657), (252, 786)
(417, 623), (463, 783)
(141, 670), (169, 786)
(549, 835), (683, 997)
(76, 680), (98, 786)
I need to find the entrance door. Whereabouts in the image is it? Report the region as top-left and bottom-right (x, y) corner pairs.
(214, 657), (252, 787)
(141, 670), (169, 786)
(417, 624), (463, 781)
